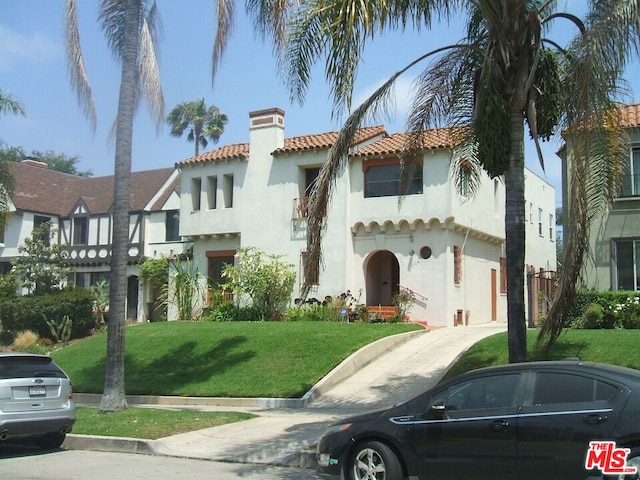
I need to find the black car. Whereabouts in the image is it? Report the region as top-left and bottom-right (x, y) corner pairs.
(317, 361), (640, 480)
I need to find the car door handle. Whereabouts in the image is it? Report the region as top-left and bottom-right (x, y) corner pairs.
(490, 419), (510, 431)
(584, 414), (608, 425)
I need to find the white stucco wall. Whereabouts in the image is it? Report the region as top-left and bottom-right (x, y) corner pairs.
(178, 110), (556, 327)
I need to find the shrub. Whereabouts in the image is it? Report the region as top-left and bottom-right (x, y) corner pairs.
(0, 288), (94, 341)
(0, 272), (18, 298)
(222, 247), (295, 320)
(284, 303), (343, 322)
(573, 303), (604, 329)
(201, 303), (262, 322)
(569, 291), (640, 329)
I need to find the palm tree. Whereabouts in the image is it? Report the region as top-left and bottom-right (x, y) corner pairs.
(65, 0), (164, 412)
(0, 90), (22, 240)
(214, 0), (640, 362)
(0, 89), (25, 118)
(167, 99), (228, 157)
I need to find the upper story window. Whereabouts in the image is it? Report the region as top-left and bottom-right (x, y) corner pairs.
(73, 216), (88, 245)
(33, 215), (51, 245)
(538, 208), (543, 236)
(191, 178), (202, 211)
(223, 174), (234, 208)
(363, 158), (423, 198)
(620, 146), (640, 197)
(165, 210), (180, 242)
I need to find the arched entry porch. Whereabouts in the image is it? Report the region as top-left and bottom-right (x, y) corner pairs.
(365, 250), (400, 307)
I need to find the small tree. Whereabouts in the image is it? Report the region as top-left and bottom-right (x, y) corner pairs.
(165, 258), (206, 322)
(222, 247), (295, 320)
(89, 280), (110, 326)
(12, 222), (73, 294)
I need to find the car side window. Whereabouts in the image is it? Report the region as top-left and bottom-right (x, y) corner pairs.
(445, 374), (521, 411)
(532, 372), (617, 405)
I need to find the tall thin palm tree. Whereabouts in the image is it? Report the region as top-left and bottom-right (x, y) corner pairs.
(167, 99), (228, 157)
(65, 0), (164, 412)
(0, 90), (23, 243)
(214, 0), (640, 362)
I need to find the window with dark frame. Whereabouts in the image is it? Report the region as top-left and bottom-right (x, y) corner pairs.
(73, 216), (88, 245)
(33, 215), (51, 245)
(364, 161), (423, 198)
(616, 239), (639, 291)
(207, 252), (235, 302)
(620, 146), (640, 197)
(165, 210), (180, 242)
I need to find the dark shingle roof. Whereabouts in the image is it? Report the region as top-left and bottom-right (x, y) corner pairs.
(10, 162), (176, 216)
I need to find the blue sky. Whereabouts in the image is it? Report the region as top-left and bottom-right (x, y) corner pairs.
(1, 1), (639, 207)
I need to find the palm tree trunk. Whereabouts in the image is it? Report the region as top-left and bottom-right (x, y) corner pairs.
(505, 109), (527, 363)
(100, 2), (139, 412)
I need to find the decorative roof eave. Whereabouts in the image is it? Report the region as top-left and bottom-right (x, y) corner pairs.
(176, 143), (250, 168)
(350, 126), (470, 159)
(351, 217), (504, 245)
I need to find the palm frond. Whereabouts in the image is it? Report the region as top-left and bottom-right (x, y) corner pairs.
(65, 0), (97, 133)
(138, 13), (165, 133)
(211, 0), (235, 82)
(0, 90), (26, 117)
(303, 44), (462, 295)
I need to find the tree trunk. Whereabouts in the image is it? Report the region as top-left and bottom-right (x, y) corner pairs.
(100, 1), (140, 412)
(505, 109), (527, 363)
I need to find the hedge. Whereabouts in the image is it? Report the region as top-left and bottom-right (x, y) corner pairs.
(569, 291), (640, 329)
(0, 288), (94, 342)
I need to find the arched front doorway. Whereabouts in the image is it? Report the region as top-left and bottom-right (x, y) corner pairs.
(365, 250), (400, 306)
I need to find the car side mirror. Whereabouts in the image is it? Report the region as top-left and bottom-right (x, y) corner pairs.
(425, 400), (446, 419)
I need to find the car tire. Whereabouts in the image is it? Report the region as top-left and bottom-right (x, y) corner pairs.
(34, 432), (66, 450)
(604, 446), (640, 480)
(348, 440), (402, 480)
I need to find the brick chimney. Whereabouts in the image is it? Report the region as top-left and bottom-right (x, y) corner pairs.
(249, 108), (285, 156)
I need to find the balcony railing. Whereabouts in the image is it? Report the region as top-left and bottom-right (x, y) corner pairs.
(292, 197), (327, 219)
(64, 243), (142, 265)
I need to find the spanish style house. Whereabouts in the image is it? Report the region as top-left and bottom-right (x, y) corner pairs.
(570, 103), (640, 291)
(177, 108), (556, 327)
(0, 160), (185, 321)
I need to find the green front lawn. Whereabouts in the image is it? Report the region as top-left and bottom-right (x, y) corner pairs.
(52, 321), (421, 398)
(443, 329), (640, 381)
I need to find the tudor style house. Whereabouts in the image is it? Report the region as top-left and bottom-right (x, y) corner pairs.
(177, 108), (556, 327)
(0, 159), (185, 321)
(569, 103), (640, 291)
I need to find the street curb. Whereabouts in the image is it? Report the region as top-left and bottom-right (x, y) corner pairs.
(63, 434), (154, 455)
(63, 433), (319, 469)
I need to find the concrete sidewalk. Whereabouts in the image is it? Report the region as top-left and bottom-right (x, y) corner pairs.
(65, 322), (506, 468)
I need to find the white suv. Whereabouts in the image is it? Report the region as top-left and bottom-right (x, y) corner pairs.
(0, 353), (76, 449)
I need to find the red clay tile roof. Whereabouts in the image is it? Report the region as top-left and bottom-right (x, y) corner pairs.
(274, 125), (387, 154)
(621, 103), (640, 127)
(178, 143), (250, 166)
(10, 162), (175, 216)
(351, 126), (469, 157)
(177, 126), (387, 166)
